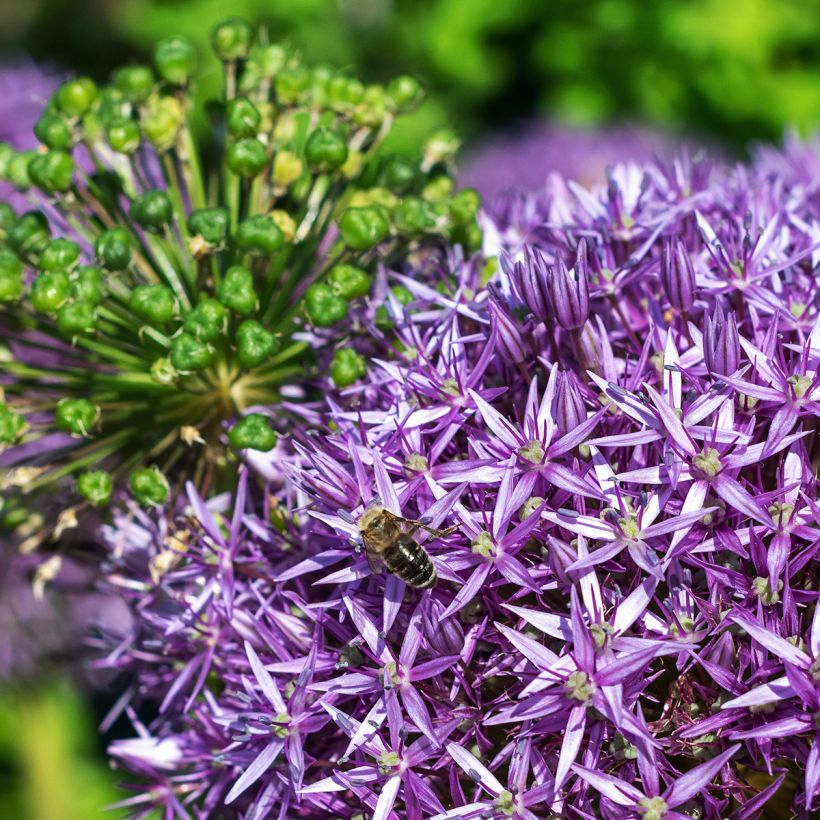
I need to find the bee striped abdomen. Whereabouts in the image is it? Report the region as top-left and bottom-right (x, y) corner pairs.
(384, 535), (436, 589)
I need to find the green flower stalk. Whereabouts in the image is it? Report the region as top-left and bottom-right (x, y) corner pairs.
(0, 19), (479, 517)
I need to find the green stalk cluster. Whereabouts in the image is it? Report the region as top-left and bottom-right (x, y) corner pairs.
(0, 18), (480, 516)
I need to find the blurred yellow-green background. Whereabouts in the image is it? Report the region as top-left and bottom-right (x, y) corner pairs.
(0, 0), (817, 817)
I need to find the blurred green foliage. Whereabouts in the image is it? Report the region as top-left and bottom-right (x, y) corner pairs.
(2, 0), (818, 150)
(0, 682), (120, 820)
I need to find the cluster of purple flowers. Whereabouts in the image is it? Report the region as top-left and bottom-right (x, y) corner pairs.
(99, 141), (819, 819)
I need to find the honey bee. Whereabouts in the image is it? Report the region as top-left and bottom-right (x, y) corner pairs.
(357, 504), (456, 589)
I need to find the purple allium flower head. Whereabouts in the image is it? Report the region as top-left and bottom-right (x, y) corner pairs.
(97, 139), (820, 818)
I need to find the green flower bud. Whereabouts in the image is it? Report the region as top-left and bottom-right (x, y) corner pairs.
(236, 214), (284, 254)
(55, 78), (98, 117)
(77, 470), (112, 506)
(34, 114), (73, 150)
(305, 128), (348, 172)
(235, 319), (277, 368)
(183, 298), (225, 342)
(227, 138), (268, 178)
(28, 150), (74, 193)
(112, 65), (155, 103)
(211, 18), (254, 61)
(380, 155), (418, 194)
(272, 151), (303, 190)
(130, 466), (169, 506)
(226, 98), (261, 138)
(304, 282), (347, 327)
(328, 76), (364, 111)
(423, 175), (453, 202)
(106, 118), (141, 154)
(55, 398), (98, 436)
(8, 211), (50, 257)
(57, 300), (96, 335)
(0, 202), (15, 236)
(95, 227), (132, 270)
(40, 238), (81, 271)
(0, 404), (26, 444)
(328, 264), (371, 299)
(217, 265), (257, 315)
(131, 190), (173, 229)
(339, 205), (390, 251)
(130, 284), (176, 325)
(0, 269), (24, 302)
(353, 85), (387, 127)
(155, 36), (198, 85)
(449, 188), (481, 224)
(71, 266), (106, 305)
(188, 207), (229, 246)
(142, 96), (184, 152)
(386, 75), (424, 112)
(31, 271), (71, 313)
(330, 348), (367, 387)
(276, 65), (312, 105)
(241, 44), (287, 90)
(229, 413), (277, 451)
(170, 332), (214, 371)
(424, 130), (460, 168)
(393, 197), (437, 234)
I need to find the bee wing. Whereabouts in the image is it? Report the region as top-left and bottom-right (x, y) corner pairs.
(363, 540), (386, 574)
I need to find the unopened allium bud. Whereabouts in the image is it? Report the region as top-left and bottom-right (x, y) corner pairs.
(211, 18), (254, 62)
(330, 348), (367, 388)
(130, 466), (169, 506)
(506, 247), (550, 321)
(660, 237), (696, 311)
(702, 306), (740, 376)
(229, 413), (277, 452)
(553, 371), (586, 434)
(154, 36), (197, 85)
(547, 240), (590, 331)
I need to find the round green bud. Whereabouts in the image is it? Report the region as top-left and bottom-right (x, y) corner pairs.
(386, 75), (424, 113)
(8, 211), (50, 257)
(330, 348), (367, 388)
(130, 284), (176, 325)
(188, 207), (229, 246)
(423, 175), (454, 203)
(131, 190), (173, 229)
(0, 269), (24, 302)
(227, 138), (268, 178)
(211, 18), (254, 61)
(236, 214), (284, 254)
(142, 96), (183, 152)
(304, 282), (347, 327)
(275, 66), (310, 105)
(393, 196), (437, 234)
(305, 128), (349, 172)
(106, 118), (141, 154)
(424, 130), (460, 168)
(77, 470), (112, 506)
(31, 271), (71, 313)
(170, 332), (214, 371)
(328, 264), (371, 299)
(7, 151), (36, 189)
(95, 227), (132, 270)
(57, 300), (96, 335)
(226, 98), (261, 138)
(235, 319), (277, 368)
(0, 404), (26, 444)
(381, 155), (418, 194)
(40, 238), (81, 272)
(55, 398), (98, 436)
(353, 85), (387, 127)
(242, 43), (287, 84)
(0, 248), (21, 275)
(155, 36), (198, 85)
(28, 150), (74, 193)
(217, 266), (257, 315)
(183, 298), (225, 342)
(272, 151), (303, 189)
(229, 413), (277, 452)
(0, 202), (15, 235)
(55, 78), (98, 117)
(112, 65), (155, 103)
(34, 114), (73, 150)
(130, 466), (169, 506)
(339, 205), (390, 251)
(71, 266), (106, 305)
(150, 357), (177, 385)
(449, 188), (481, 224)
(328, 76), (365, 110)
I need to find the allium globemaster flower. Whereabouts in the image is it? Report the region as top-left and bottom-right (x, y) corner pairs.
(94, 142), (819, 818)
(0, 18), (479, 527)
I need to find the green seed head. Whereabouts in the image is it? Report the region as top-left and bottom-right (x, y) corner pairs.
(229, 414), (277, 452)
(55, 398), (99, 437)
(386, 75), (424, 113)
(40, 238), (81, 272)
(227, 138), (268, 178)
(330, 348), (367, 388)
(218, 266), (257, 315)
(638, 796), (668, 820)
(564, 670), (595, 702)
(183, 298), (226, 342)
(106, 118), (141, 154)
(28, 150), (74, 193)
(211, 18), (254, 61)
(226, 98), (262, 139)
(9, 211), (50, 257)
(304, 283), (347, 327)
(492, 791), (516, 817)
(305, 127), (349, 172)
(236, 320), (277, 368)
(170, 333), (215, 372)
(55, 78), (98, 117)
(692, 447), (722, 479)
(130, 466), (170, 506)
(519, 439), (546, 465)
(339, 205), (390, 251)
(155, 36), (198, 85)
(70, 266), (106, 305)
(519, 496), (545, 522)
(0, 405), (26, 444)
(112, 65), (155, 103)
(130, 284), (176, 326)
(95, 227), (132, 271)
(471, 531), (496, 559)
(328, 264), (371, 299)
(188, 207), (229, 247)
(236, 214), (284, 255)
(31, 271), (71, 314)
(34, 113), (73, 151)
(77, 470), (113, 507)
(131, 190), (174, 229)
(57, 300), (96, 335)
